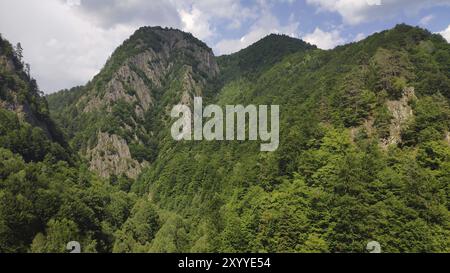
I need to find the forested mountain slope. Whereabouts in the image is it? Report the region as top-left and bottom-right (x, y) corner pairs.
(9, 24), (450, 253)
(0, 34), (149, 253)
(0, 36), (70, 163)
(217, 34), (317, 81)
(48, 27), (220, 179)
(130, 24), (450, 253)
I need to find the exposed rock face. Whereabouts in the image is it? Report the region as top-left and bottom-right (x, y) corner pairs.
(81, 28), (219, 116)
(87, 132), (145, 179)
(0, 55), (16, 72)
(350, 118), (375, 143)
(61, 27), (220, 178)
(180, 66), (203, 105)
(381, 87), (416, 147)
(83, 52), (156, 115)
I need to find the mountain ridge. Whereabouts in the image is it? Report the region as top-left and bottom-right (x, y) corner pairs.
(48, 26), (221, 178)
(39, 23), (450, 252)
(47, 26), (321, 178)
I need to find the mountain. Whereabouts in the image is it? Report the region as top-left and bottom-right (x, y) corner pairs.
(0, 36), (71, 163)
(3, 24), (450, 253)
(217, 34), (316, 81)
(47, 29), (318, 180)
(0, 34), (144, 253)
(126, 24), (450, 253)
(48, 26), (220, 179)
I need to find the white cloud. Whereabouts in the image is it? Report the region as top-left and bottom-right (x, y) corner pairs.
(178, 0), (256, 39)
(438, 24), (450, 42)
(214, 9), (299, 55)
(306, 0), (374, 24)
(65, 0), (81, 7)
(306, 0), (450, 25)
(187, 0), (249, 20)
(419, 14), (434, 26)
(1, 0), (447, 93)
(0, 0), (251, 93)
(179, 8), (214, 40)
(69, 0), (251, 36)
(303, 27), (345, 49)
(0, 0), (257, 92)
(354, 32), (367, 42)
(0, 0), (137, 93)
(64, 0), (182, 29)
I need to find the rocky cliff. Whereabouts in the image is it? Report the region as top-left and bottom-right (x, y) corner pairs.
(48, 27), (219, 178)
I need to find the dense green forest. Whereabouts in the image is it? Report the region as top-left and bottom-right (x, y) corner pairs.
(1, 24), (450, 253)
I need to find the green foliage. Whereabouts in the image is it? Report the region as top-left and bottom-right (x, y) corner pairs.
(129, 142), (157, 163)
(148, 214), (190, 253)
(112, 199), (160, 252)
(0, 118), (71, 163)
(373, 104), (393, 139)
(217, 34), (316, 82)
(30, 219), (80, 253)
(3, 24), (450, 253)
(402, 95), (450, 145)
(129, 24), (450, 253)
(0, 146), (152, 253)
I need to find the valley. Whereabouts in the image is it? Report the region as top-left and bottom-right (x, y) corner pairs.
(1, 24), (449, 253)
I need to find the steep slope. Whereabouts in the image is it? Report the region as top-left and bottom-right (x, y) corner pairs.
(0, 35), (70, 163)
(130, 24), (450, 252)
(0, 35), (150, 253)
(48, 27), (220, 179)
(47, 29), (316, 180)
(47, 24), (450, 253)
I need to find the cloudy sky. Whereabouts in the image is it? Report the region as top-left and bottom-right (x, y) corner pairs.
(0, 0), (449, 93)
